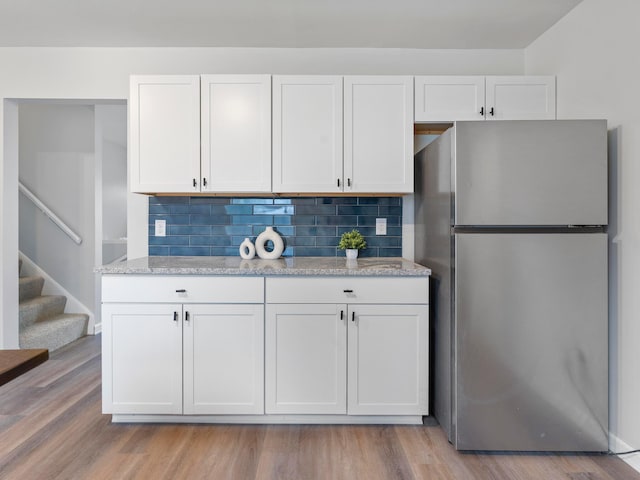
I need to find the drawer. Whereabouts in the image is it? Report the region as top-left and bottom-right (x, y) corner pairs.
(266, 277), (428, 304)
(102, 275), (264, 303)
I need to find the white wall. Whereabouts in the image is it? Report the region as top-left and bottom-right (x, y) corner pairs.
(97, 104), (127, 263)
(19, 103), (96, 313)
(0, 46), (524, 346)
(525, 0), (640, 461)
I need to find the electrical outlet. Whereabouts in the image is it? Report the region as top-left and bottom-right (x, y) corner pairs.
(376, 218), (387, 235)
(155, 219), (166, 237)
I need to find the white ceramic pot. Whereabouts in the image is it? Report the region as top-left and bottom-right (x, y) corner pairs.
(239, 237), (256, 259)
(345, 248), (358, 260)
(255, 227), (284, 260)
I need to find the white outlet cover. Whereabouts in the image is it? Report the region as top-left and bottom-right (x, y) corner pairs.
(155, 219), (166, 237)
(376, 218), (387, 235)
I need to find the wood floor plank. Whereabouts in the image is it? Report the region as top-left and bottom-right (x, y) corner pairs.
(0, 356), (101, 457)
(0, 334), (639, 480)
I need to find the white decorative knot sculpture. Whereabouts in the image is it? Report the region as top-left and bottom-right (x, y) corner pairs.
(255, 227), (284, 259)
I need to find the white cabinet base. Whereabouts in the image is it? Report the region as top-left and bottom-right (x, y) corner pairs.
(111, 414), (425, 425)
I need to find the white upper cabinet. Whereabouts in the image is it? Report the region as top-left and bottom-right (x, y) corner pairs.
(273, 75), (414, 194)
(130, 75), (201, 193)
(414, 75), (556, 122)
(130, 74), (271, 194)
(485, 76), (556, 120)
(344, 76), (414, 193)
(201, 75), (271, 193)
(272, 76), (343, 193)
(414, 76), (485, 122)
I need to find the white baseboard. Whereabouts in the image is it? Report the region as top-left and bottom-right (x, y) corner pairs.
(609, 433), (640, 473)
(111, 414), (424, 425)
(19, 251), (95, 332)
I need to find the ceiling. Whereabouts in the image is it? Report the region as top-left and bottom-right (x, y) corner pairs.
(0, 0), (582, 49)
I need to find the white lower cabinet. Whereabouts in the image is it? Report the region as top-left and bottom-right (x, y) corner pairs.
(102, 274), (429, 422)
(101, 276), (264, 416)
(347, 304), (428, 415)
(265, 277), (429, 416)
(183, 304), (264, 414)
(265, 303), (347, 414)
(102, 303), (183, 414)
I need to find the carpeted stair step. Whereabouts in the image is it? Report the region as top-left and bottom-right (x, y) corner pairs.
(19, 313), (89, 351)
(19, 295), (67, 328)
(19, 276), (45, 302)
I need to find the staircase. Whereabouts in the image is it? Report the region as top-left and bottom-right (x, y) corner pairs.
(19, 259), (89, 351)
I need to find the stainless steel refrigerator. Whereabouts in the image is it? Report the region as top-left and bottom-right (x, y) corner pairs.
(414, 120), (608, 451)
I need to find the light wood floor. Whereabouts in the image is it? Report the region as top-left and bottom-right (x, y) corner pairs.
(0, 335), (638, 480)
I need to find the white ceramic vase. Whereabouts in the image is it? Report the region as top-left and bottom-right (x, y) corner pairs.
(239, 237), (256, 259)
(255, 227), (284, 260)
(345, 248), (358, 260)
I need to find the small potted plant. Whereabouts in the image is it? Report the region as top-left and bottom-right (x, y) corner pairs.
(338, 229), (367, 259)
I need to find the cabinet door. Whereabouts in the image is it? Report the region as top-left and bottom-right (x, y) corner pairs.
(201, 75), (271, 193)
(485, 76), (556, 120)
(348, 304), (429, 415)
(265, 304), (347, 414)
(130, 75), (201, 193)
(344, 76), (414, 193)
(272, 76), (343, 193)
(414, 76), (485, 122)
(183, 304), (264, 415)
(102, 303), (183, 414)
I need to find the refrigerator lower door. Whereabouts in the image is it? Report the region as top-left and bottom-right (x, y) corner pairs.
(454, 233), (608, 451)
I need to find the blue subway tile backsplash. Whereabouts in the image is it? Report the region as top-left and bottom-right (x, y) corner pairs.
(148, 196), (403, 258)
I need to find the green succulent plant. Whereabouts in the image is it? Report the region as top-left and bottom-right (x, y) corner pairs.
(338, 229), (367, 250)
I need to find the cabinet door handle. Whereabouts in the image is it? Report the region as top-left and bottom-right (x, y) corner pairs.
(480, 107), (484, 116)
(489, 107), (495, 116)
(185, 311), (190, 322)
(340, 310), (344, 320)
(337, 178), (341, 187)
(203, 177), (207, 187)
(173, 311), (178, 322)
(351, 311), (356, 322)
(192, 178), (197, 188)
(347, 178), (351, 187)
(175, 289), (186, 293)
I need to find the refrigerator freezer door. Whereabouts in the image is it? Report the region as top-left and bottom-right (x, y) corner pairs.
(454, 232), (608, 451)
(454, 120), (607, 226)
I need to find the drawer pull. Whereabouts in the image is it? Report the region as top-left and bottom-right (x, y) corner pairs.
(175, 289), (186, 293)
(343, 289), (353, 293)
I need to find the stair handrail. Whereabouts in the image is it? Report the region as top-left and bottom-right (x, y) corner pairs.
(18, 181), (82, 245)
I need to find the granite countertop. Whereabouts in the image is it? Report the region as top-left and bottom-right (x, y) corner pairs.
(95, 256), (431, 277)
